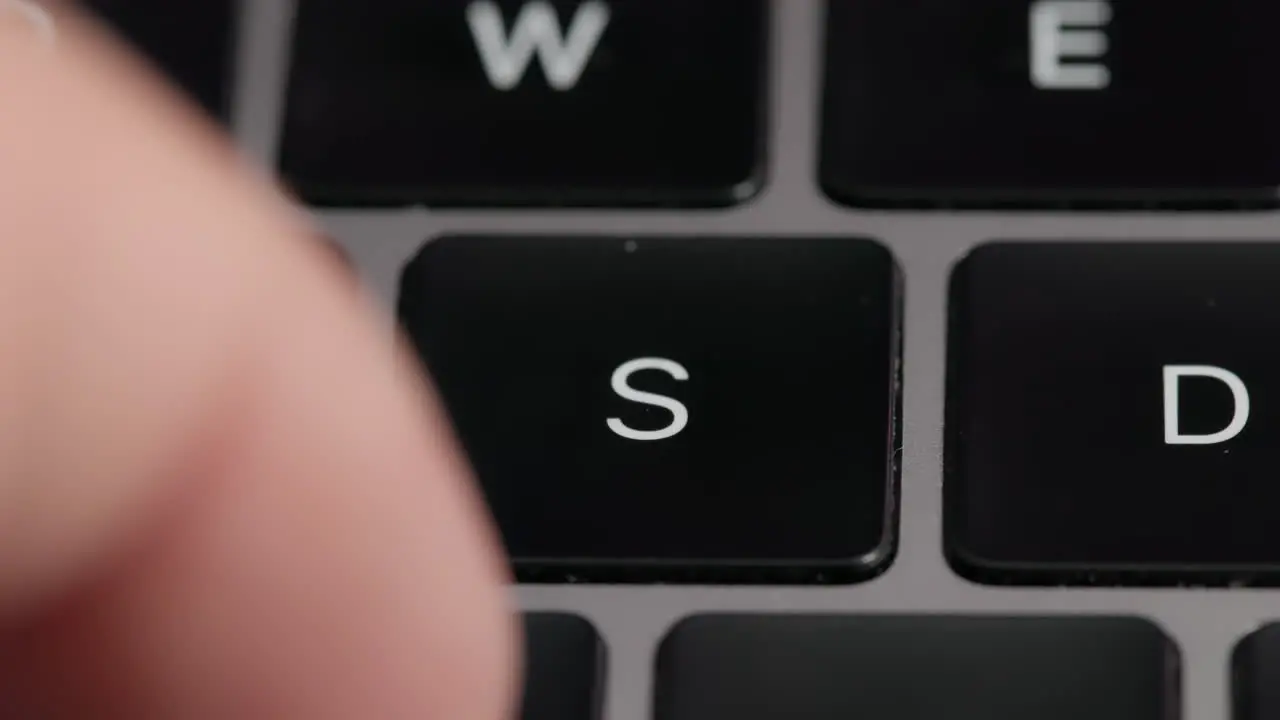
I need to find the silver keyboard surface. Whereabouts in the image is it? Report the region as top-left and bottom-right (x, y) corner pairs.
(220, 2), (1280, 718)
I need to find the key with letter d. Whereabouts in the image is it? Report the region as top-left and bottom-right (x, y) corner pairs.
(947, 242), (1280, 585)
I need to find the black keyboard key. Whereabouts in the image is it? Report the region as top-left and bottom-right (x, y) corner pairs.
(821, 1), (1280, 208)
(656, 614), (1178, 720)
(947, 242), (1280, 584)
(398, 236), (900, 583)
(1234, 624), (1280, 720)
(521, 614), (604, 720)
(280, 1), (767, 208)
(81, 0), (237, 119)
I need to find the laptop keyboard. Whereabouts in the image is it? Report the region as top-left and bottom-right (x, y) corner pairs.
(73, 0), (1280, 718)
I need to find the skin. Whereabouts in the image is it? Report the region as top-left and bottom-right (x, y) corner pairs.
(0, 5), (519, 718)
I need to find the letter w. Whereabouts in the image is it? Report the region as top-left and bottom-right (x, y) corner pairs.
(467, 1), (610, 91)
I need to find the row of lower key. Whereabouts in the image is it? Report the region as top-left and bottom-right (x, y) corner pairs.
(402, 237), (1280, 586)
(531, 612), (1280, 720)
(72, 0), (1280, 208)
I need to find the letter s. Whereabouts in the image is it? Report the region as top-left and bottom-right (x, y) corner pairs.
(606, 358), (689, 441)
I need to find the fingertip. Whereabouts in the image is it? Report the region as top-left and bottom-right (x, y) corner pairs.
(0, 5), (519, 717)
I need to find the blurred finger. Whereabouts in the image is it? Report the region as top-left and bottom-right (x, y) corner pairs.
(0, 7), (517, 718)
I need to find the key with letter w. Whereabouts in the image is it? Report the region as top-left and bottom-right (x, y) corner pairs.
(467, 1), (610, 91)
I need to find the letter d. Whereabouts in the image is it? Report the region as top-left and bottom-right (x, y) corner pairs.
(1163, 365), (1250, 445)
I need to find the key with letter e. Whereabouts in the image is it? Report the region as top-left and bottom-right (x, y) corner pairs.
(821, 0), (1280, 207)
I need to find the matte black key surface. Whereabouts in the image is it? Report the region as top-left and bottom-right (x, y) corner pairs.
(81, 0), (236, 118)
(1233, 624), (1280, 720)
(398, 236), (899, 583)
(947, 242), (1280, 584)
(522, 614), (604, 720)
(281, 1), (767, 208)
(656, 614), (1178, 720)
(821, 0), (1280, 208)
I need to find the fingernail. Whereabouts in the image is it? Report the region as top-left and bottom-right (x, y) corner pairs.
(0, 1), (57, 49)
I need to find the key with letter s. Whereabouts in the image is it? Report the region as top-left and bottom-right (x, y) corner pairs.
(398, 236), (901, 584)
